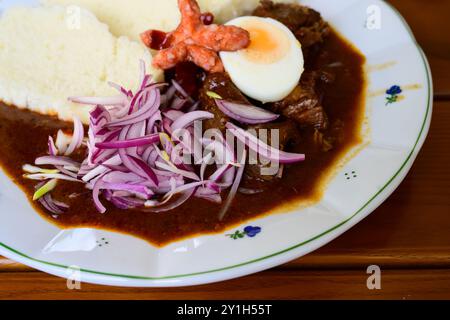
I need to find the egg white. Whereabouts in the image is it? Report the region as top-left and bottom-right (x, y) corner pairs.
(220, 16), (304, 103)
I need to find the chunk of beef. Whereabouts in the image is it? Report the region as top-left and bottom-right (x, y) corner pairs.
(268, 71), (334, 130)
(253, 0), (329, 60)
(241, 120), (299, 192)
(199, 73), (249, 131)
(313, 119), (345, 152)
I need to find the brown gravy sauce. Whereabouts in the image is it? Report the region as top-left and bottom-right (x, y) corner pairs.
(0, 30), (365, 246)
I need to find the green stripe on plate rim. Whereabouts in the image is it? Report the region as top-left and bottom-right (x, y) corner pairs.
(0, 1), (433, 281)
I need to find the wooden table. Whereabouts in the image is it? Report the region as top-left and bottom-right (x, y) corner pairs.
(1, 0), (449, 300)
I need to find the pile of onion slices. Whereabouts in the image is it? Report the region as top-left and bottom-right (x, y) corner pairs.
(23, 61), (305, 220)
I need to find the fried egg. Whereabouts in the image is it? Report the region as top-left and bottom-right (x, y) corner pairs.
(220, 16), (304, 103)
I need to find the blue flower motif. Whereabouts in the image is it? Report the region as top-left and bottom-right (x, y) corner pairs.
(226, 226), (262, 239)
(386, 85), (403, 105)
(386, 85), (402, 95)
(244, 226), (262, 237)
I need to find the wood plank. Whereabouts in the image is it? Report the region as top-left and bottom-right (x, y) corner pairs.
(0, 259), (30, 273)
(0, 269), (449, 300)
(388, 0), (450, 94)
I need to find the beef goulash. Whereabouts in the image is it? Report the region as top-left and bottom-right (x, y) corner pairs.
(0, 0), (365, 246)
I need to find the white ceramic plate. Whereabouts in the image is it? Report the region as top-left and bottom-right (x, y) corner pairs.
(0, 0), (432, 287)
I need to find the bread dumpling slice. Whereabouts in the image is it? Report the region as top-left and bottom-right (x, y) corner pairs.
(0, 5), (162, 124)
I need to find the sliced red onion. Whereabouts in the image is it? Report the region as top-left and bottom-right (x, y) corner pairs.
(49, 197), (70, 210)
(23, 164), (58, 175)
(218, 150), (247, 220)
(226, 122), (305, 164)
(163, 180), (206, 199)
(82, 154), (121, 182)
(92, 149), (118, 166)
(102, 171), (144, 184)
(141, 146), (155, 164)
(25, 173), (81, 183)
(108, 81), (132, 98)
(163, 109), (185, 122)
(171, 111), (214, 131)
(208, 130), (236, 163)
(239, 188), (264, 195)
(277, 164), (285, 178)
(187, 101), (200, 112)
(48, 136), (58, 156)
(143, 188), (195, 213)
(128, 83), (166, 115)
(107, 89), (161, 127)
(217, 165), (236, 188)
(172, 129), (194, 156)
(113, 100), (132, 119)
(101, 182), (153, 200)
(215, 100), (279, 124)
(106, 193), (145, 210)
(56, 165), (79, 178)
(126, 121), (147, 156)
(38, 194), (69, 215)
(102, 164), (131, 173)
(35, 156), (80, 168)
(203, 140), (234, 166)
(91, 107), (112, 128)
(90, 105), (107, 120)
(205, 181), (221, 193)
(162, 118), (173, 135)
(195, 186), (219, 197)
(170, 96), (188, 110)
(69, 95), (127, 106)
(101, 129), (122, 143)
(78, 160), (94, 176)
(55, 130), (71, 154)
(90, 129), (121, 164)
(82, 167), (109, 184)
(161, 88), (174, 109)
(92, 179), (107, 213)
(128, 86), (148, 115)
(200, 152), (213, 181)
(171, 79), (193, 102)
(139, 59), (147, 85)
(155, 161), (199, 181)
(127, 155), (159, 187)
(147, 111), (162, 135)
(151, 175), (183, 194)
(209, 164), (231, 182)
(95, 134), (160, 149)
(195, 188), (222, 204)
(64, 116), (84, 156)
(140, 75), (152, 92)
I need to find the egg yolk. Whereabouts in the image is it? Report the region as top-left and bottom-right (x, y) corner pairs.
(240, 20), (290, 64)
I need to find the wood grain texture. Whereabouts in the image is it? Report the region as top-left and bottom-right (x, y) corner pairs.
(389, 0), (450, 95)
(1, 0), (450, 299)
(0, 269), (449, 300)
